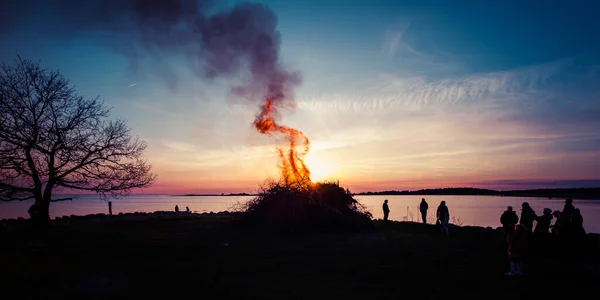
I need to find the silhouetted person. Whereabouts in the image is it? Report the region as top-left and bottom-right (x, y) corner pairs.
(419, 198), (428, 224)
(563, 198), (575, 218)
(571, 208), (585, 238)
(436, 201), (449, 235)
(382, 200), (390, 222)
(186, 206), (190, 213)
(500, 206), (519, 234)
(506, 224), (528, 276)
(519, 202), (537, 234)
(551, 210), (562, 236)
(561, 198), (575, 236)
(175, 205), (179, 213)
(534, 208), (553, 237)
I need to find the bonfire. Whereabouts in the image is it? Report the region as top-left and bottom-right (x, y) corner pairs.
(238, 97), (373, 232)
(240, 180), (373, 232)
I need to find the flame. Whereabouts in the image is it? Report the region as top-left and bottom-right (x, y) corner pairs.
(253, 97), (311, 186)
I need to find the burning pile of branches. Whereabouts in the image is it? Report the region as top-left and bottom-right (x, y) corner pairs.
(238, 180), (373, 232)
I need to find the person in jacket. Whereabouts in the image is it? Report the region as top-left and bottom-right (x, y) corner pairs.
(534, 208), (553, 237)
(563, 198), (575, 218)
(500, 206), (519, 234)
(436, 201), (450, 235)
(506, 224), (528, 276)
(519, 202), (537, 234)
(571, 208), (585, 238)
(382, 200), (390, 222)
(561, 198), (575, 236)
(551, 210), (562, 236)
(419, 198), (428, 224)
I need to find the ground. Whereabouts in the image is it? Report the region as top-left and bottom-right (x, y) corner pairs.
(1, 213), (599, 299)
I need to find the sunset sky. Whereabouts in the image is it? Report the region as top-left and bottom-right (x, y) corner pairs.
(1, 0), (600, 193)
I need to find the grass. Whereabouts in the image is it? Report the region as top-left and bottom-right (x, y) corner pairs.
(1, 213), (598, 299)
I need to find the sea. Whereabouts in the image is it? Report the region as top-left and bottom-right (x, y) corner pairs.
(1, 194), (599, 233)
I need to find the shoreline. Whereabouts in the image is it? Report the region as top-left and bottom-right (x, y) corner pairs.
(2, 210), (600, 237)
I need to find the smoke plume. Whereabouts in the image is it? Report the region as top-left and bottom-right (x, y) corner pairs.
(1, 0), (311, 184)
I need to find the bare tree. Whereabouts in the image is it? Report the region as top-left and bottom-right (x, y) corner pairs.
(0, 57), (156, 225)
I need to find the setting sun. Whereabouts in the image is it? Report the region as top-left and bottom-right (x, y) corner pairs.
(304, 153), (333, 182)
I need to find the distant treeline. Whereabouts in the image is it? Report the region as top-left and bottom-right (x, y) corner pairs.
(175, 193), (257, 197)
(353, 187), (600, 199)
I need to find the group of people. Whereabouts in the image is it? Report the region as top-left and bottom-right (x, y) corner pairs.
(382, 197), (588, 277)
(382, 198), (450, 234)
(500, 198), (586, 239)
(500, 198), (587, 276)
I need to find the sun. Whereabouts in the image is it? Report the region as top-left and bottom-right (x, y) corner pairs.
(304, 153), (332, 183)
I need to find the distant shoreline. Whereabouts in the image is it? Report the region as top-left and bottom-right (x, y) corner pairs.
(353, 187), (600, 199)
(172, 187), (600, 200)
(172, 193), (258, 197)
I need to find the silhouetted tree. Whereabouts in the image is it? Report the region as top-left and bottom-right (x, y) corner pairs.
(0, 57), (156, 225)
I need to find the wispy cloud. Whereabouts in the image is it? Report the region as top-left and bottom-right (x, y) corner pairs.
(298, 57), (584, 114)
(383, 21), (412, 58)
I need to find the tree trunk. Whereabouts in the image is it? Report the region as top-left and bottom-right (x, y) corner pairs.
(28, 199), (50, 227)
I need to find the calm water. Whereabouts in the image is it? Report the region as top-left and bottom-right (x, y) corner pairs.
(1, 194), (599, 233)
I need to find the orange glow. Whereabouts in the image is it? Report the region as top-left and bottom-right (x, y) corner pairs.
(253, 97), (312, 185)
(303, 152), (333, 182)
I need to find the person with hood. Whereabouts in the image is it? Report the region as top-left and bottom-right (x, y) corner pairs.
(519, 202), (537, 234)
(382, 199), (390, 222)
(419, 198), (429, 224)
(500, 206), (519, 234)
(436, 201), (450, 235)
(506, 224), (528, 276)
(534, 208), (553, 237)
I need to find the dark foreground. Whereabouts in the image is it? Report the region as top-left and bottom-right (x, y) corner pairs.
(1, 213), (599, 299)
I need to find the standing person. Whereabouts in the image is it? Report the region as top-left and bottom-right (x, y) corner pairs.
(563, 198), (575, 218)
(519, 202), (537, 234)
(175, 205), (179, 213)
(534, 208), (553, 237)
(186, 206), (190, 213)
(382, 200), (390, 222)
(561, 198), (575, 236)
(436, 201), (450, 235)
(551, 210), (562, 236)
(506, 224), (528, 276)
(571, 209), (586, 238)
(500, 206), (519, 235)
(419, 198), (429, 224)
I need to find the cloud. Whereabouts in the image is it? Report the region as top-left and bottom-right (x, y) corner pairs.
(383, 21), (412, 58)
(284, 56), (600, 187)
(297, 57), (596, 117)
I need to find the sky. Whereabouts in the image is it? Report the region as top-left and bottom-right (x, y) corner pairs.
(1, 0), (600, 193)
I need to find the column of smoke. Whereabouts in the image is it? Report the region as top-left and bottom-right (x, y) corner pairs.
(2, 0), (311, 185)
